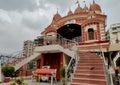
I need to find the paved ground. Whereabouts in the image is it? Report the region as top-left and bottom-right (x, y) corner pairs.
(0, 79), (70, 85)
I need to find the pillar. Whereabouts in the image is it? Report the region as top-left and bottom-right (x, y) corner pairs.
(40, 54), (44, 68)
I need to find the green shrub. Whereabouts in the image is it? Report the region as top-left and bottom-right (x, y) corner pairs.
(2, 66), (15, 77)
(60, 67), (65, 78)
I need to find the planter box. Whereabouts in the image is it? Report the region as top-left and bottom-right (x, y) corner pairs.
(4, 77), (10, 82)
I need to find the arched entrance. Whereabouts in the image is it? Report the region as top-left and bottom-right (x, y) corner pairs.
(57, 24), (82, 42)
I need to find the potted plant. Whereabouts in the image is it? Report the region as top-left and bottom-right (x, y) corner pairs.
(60, 67), (66, 85)
(2, 66), (15, 82)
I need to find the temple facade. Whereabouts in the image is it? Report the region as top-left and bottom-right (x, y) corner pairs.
(41, 1), (109, 52)
(35, 1), (109, 80)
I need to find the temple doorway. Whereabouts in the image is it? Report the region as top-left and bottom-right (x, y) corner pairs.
(57, 23), (82, 42)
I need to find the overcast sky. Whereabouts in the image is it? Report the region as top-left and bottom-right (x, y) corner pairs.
(0, 0), (120, 54)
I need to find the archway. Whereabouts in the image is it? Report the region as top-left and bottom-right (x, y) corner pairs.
(57, 24), (82, 42)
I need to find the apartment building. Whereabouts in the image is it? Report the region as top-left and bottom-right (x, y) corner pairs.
(23, 40), (34, 57)
(108, 23), (120, 44)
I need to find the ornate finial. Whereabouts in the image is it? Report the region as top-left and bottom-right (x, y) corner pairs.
(83, 0), (86, 7)
(75, 0), (80, 6)
(93, 0), (95, 4)
(83, 0), (85, 3)
(57, 8), (58, 14)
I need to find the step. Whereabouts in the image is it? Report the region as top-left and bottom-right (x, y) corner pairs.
(74, 73), (105, 79)
(77, 62), (103, 66)
(79, 52), (98, 55)
(79, 58), (101, 60)
(71, 82), (101, 85)
(78, 60), (103, 63)
(79, 57), (101, 59)
(79, 55), (100, 58)
(72, 78), (106, 85)
(76, 66), (104, 70)
(75, 70), (104, 74)
(80, 54), (99, 57)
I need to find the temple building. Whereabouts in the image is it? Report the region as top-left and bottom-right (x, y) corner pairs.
(33, 1), (109, 83)
(41, 1), (109, 52)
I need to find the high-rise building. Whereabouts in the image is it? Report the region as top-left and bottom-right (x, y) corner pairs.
(107, 23), (120, 70)
(22, 40), (34, 57)
(108, 23), (120, 44)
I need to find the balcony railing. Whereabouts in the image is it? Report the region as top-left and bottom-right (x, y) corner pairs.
(35, 33), (81, 49)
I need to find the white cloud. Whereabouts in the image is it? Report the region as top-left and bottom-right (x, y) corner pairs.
(0, 9), (12, 23)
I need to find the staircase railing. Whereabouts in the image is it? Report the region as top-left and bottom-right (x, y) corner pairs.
(99, 45), (110, 85)
(0, 51), (24, 67)
(56, 33), (77, 49)
(36, 33), (79, 49)
(65, 44), (79, 82)
(56, 34), (80, 82)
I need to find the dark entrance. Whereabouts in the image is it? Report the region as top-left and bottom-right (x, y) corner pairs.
(43, 53), (61, 80)
(116, 57), (120, 66)
(57, 24), (82, 42)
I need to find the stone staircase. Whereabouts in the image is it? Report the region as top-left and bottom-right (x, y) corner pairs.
(71, 52), (106, 85)
(4, 53), (40, 71)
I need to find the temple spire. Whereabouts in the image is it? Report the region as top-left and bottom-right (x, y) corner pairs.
(75, 0), (80, 7)
(83, 0), (86, 6)
(83, 0), (85, 3)
(93, 0), (95, 4)
(57, 8), (58, 14)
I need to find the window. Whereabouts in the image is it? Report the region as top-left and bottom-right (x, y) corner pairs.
(112, 27), (116, 30)
(88, 28), (94, 40)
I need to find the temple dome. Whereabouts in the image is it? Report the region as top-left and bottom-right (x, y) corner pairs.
(67, 9), (73, 15)
(83, 4), (89, 12)
(74, 5), (83, 14)
(53, 12), (61, 21)
(89, 1), (101, 13)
